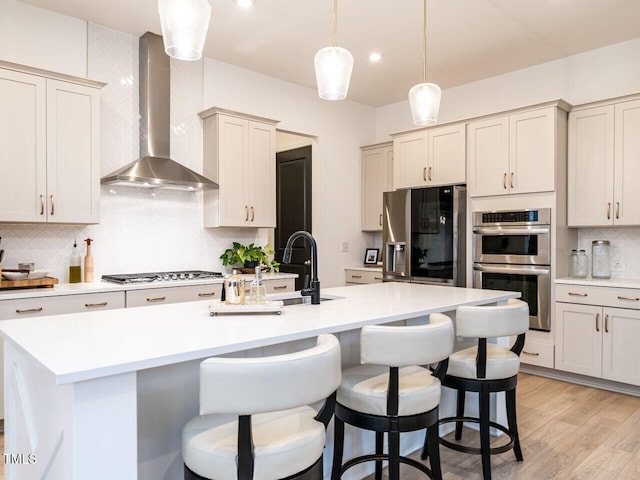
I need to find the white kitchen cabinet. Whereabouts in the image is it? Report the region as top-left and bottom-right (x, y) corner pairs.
(0, 291), (126, 320)
(264, 277), (295, 294)
(555, 283), (640, 386)
(344, 268), (383, 285)
(361, 142), (393, 231)
(568, 96), (640, 226)
(0, 63), (102, 224)
(468, 105), (562, 197)
(200, 107), (278, 228)
(392, 122), (465, 190)
(126, 284), (223, 308)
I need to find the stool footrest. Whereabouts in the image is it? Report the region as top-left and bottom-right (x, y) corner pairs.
(437, 416), (515, 456)
(338, 453), (434, 480)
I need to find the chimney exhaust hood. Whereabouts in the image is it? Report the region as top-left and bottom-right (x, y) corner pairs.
(101, 32), (218, 191)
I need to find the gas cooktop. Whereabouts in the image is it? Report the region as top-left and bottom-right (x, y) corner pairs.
(101, 270), (223, 284)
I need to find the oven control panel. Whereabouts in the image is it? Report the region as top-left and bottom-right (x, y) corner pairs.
(474, 208), (550, 226)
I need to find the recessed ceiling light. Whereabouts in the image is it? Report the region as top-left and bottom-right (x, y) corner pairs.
(234, 0), (255, 8)
(369, 52), (382, 63)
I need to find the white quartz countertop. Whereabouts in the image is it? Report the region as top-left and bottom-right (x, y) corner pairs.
(345, 266), (383, 272)
(0, 282), (519, 385)
(556, 277), (640, 289)
(0, 272), (298, 301)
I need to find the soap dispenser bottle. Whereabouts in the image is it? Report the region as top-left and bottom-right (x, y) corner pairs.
(249, 266), (266, 305)
(84, 238), (94, 283)
(69, 239), (82, 283)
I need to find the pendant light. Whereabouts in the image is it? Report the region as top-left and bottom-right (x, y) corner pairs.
(158, 0), (212, 61)
(408, 0), (441, 126)
(314, 0), (354, 100)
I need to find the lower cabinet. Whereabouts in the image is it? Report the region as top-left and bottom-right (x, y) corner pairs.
(0, 291), (125, 320)
(345, 269), (383, 285)
(126, 284), (223, 308)
(555, 284), (640, 386)
(264, 278), (295, 294)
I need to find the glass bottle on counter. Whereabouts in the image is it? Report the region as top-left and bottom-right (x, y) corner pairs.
(224, 269), (246, 305)
(569, 249), (589, 278)
(249, 266), (267, 305)
(591, 240), (611, 279)
(69, 239), (82, 283)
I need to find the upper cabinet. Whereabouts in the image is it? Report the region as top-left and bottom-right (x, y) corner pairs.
(200, 108), (278, 228)
(361, 142), (393, 231)
(568, 96), (640, 226)
(467, 104), (566, 197)
(392, 122), (465, 190)
(0, 63), (102, 224)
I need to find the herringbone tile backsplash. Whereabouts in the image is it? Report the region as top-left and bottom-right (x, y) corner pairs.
(0, 24), (261, 282)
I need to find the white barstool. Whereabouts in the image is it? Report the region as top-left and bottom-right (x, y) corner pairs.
(182, 334), (342, 480)
(424, 299), (529, 480)
(331, 313), (454, 480)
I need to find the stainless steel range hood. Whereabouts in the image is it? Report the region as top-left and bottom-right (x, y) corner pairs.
(101, 32), (218, 191)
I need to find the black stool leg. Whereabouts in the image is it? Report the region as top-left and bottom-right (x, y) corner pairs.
(331, 417), (345, 480)
(479, 384), (492, 480)
(506, 388), (523, 461)
(388, 430), (400, 480)
(427, 423), (443, 480)
(375, 431), (384, 480)
(455, 389), (466, 440)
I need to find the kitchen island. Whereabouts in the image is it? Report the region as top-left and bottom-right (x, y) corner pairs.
(0, 282), (519, 480)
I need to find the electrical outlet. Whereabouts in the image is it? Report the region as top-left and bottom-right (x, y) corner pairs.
(340, 241), (350, 253)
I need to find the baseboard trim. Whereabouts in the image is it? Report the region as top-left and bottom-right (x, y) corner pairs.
(520, 365), (640, 397)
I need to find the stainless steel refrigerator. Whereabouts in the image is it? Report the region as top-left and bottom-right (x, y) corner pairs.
(382, 185), (466, 286)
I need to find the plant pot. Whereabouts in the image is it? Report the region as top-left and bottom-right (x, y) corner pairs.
(244, 261), (259, 269)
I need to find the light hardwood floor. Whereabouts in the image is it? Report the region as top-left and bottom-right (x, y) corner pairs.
(363, 373), (640, 480)
(1, 374), (639, 479)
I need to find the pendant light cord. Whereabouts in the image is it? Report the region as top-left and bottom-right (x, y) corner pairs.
(333, 0), (338, 47)
(423, 0), (427, 83)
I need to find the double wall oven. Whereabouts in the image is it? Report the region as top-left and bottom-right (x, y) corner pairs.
(472, 208), (551, 331)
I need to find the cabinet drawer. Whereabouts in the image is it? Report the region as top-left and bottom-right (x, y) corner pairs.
(126, 284), (222, 308)
(556, 284), (640, 309)
(264, 278), (295, 294)
(345, 269), (383, 284)
(0, 291), (125, 320)
(520, 339), (554, 368)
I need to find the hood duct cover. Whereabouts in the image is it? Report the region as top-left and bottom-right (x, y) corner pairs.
(101, 32), (218, 191)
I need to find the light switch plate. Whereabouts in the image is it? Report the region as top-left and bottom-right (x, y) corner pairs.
(340, 241), (350, 253)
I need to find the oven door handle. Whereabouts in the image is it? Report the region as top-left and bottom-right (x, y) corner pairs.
(472, 226), (550, 235)
(473, 263), (550, 275)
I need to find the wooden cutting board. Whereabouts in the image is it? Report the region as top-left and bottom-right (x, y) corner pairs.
(0, 277), (59, 290)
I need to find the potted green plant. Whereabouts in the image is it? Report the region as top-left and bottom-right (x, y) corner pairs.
(219, 242), (280, 273)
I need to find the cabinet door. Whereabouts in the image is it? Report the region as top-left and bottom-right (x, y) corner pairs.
(46, 79), (101, 223)
(126, 284), (223, 308)
(567, 105), (614, 226)
(555, 302), (602, 377)
(264, 278), (295, 293)
(218, 115), (250, 226)
(613, 100), (640, 226)
(509, 108), (555, 195)
(361, 146), (390, 231)
(602, 307), (640, 386)
(248, 121), (276, 227)
(467, 116), (509, 197)
(0, 69), (47, 222)
(428, 123), (465, 186)
(393, 131), (427, 189)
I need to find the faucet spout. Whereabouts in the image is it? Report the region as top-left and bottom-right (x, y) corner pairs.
(283, 230), (320, 304)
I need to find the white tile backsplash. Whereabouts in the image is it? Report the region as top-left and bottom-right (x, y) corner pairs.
(0, 24), (263, 282)
(578, 227), (640, 278)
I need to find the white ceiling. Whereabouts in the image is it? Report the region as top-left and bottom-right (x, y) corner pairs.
(16, 0), (640, 107)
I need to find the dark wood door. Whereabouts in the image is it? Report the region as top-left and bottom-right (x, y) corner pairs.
(275, 146), (312, 290)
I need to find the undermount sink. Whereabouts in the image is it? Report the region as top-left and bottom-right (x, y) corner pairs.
(281, 296), (338, 306)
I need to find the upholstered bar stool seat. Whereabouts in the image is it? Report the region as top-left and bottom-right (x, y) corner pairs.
(182, 334), (342, 480)
(424, 299), (529, 480)
(332, 313), (454, 480)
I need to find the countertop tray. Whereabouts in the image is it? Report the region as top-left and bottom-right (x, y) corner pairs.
(208, 299), (284, 316)
(0, 276), (59, 290)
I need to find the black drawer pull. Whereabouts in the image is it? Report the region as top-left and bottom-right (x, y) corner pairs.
(146, 296), (166, 302)
(85, 302), (108, 308)
(351, 275), (362, 279)
(16, 307), (43, 314)
(198, 292), (216, 297)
